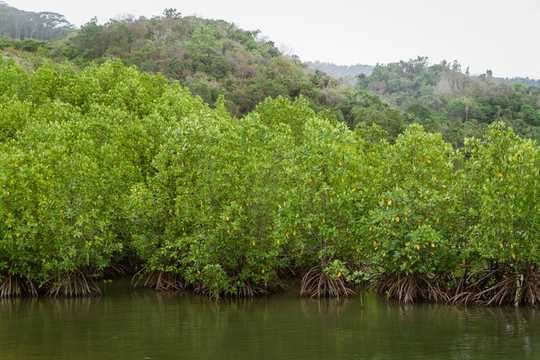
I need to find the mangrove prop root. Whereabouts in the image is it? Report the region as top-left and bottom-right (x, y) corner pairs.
(452, 268), (540, 307)
(376, 274), (450, 304)
(233, 282), (256, 298)
(300, 266), (354, 298)
(0, 276), (38, 298)
(46, 272), (102, 297)
(237, 282), (270, 297)
(132, 270), (184, 292)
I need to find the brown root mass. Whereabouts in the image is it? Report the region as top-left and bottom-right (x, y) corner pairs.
(0, 276), (38, 298)
(132, 270), (184, 292)
(46, 272), (102, 297)
(376, 274), (450, 304)
(300, 266), (354, 298)
(234, 282), (256, 297)
(451, 267), (540, 307)
(193, 281), (268, 298)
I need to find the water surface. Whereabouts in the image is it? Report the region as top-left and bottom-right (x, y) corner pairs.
(1, 282), (538, 360)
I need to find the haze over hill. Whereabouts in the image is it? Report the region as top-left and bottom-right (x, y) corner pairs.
(305, 62), (374, 83)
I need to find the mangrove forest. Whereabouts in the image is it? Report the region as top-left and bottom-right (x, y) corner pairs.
(0, 3), (539, 309)
(0, 57), (538, 307)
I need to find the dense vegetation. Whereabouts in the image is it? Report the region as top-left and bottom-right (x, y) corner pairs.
(0, 4), (539, 306)
(2, 4), (540, 149)
(52, 11), (345, 117)
(0, 1), (72, 40)
(356, 57), (540, 145)
(0, 58), (538, 307)
(54, 16), (540, 147)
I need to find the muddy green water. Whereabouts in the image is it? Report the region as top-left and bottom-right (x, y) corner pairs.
(0, 282), (539, 360)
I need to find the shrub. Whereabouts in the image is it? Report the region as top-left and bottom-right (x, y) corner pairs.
(365, 124), (462, 303)
(128, 110), (296, 298)
(460, 122), (540, 306)
(0, 120), (138, 296)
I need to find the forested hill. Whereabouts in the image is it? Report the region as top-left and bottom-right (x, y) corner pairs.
(1, 5), (540, 146)
(0, 1), (73, 40)
(352, 57), (540, 145)
(55, 11), (345, 116)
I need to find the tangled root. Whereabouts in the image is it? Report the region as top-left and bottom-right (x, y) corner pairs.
(300, 266), (354, 298)
(235, 282), (255, 297)
(449, 270), (484, 306)
(132, 270), (184, 292)
(46, 272), (102, 297)
(236, 282), (270, 297)
(0, 276), (38, 298)
(376, 274), (450, 304)
(452, 267), (540, 307)
(520, 270), (540, 306)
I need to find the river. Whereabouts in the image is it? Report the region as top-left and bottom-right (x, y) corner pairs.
(1, 281), (538, 359)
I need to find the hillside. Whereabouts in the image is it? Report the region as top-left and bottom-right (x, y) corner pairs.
(55, 14), (540, 146)
(54, 12), (346, 116)
(354, 57), (540, 145)
(1, 5), (540, 146)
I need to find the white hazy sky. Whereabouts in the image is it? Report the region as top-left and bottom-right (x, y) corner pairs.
(7, 0), (540, 78)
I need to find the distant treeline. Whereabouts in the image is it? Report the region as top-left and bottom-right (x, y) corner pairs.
(306, 61), (374, 79)
(0, 1), (72, 40)
(499, 77), (540, 88)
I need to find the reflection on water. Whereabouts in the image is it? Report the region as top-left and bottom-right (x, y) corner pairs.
(0, 282), (538, 360)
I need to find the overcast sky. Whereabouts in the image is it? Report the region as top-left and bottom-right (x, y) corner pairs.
(7, 0), (540, 78)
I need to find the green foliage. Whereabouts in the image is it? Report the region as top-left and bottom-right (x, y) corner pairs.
(253, 96), (318, 141)
(0, 98), (31, 141)
(338, 90), (410, 139)
(274, 116), (364, 269)
(0, 120), (138, 285)
(464, 123), (540, 268)
(365, 125), (461, 276)
(0, 52), (539, 305)
(358, 57), (540, 146)
(128, 106), (296, 297)
(0, 59), (200, 294)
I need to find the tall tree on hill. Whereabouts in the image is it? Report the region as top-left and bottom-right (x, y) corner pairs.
(0, 2), (72, 40)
